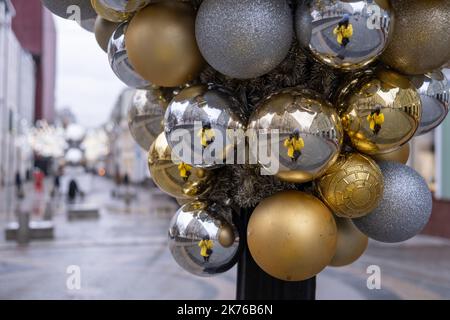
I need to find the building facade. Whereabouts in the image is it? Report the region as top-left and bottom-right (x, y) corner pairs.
(10, 0), (56, 123)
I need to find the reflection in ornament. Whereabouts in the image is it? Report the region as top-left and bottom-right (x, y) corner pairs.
(338, 69), (421, 155)
(247, 88), (343, 183)
(296, 0), (393, 70)
(97, 0), (150, 12)
(108, 22), (150, 88)
(148, 133), (212, 200)
(164, 85), (245, 168)
(415, 71), (449, 136)
(91, 0), (132, 22)
(168, 201), (240, 276)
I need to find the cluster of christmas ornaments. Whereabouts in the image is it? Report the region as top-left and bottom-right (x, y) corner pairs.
(49, 0), (450, 281)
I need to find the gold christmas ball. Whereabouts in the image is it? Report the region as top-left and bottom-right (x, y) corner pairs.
(91, 0), (132, 22)
(218, 224), (235, 248)
(94, 16), (120, 52)
(125, 2), (205, 87)
(339, 69), (421, 155)
(380, 0), (450, 75)
(371, 142), (410, 164)
(330, 217), (368, 267)
(148, 133), (212, 199)
(316, 153), (384, 219)
(247, 191), (337, 281)
(247, 88), (343, 183)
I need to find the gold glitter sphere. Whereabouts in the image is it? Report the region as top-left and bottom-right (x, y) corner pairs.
(338, 69), (421, 155)
(316, 153), (384, 218)
(380, 0), (450, 75)
(148, 133), (212, 200)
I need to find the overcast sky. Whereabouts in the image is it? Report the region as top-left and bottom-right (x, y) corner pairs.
(55, 16), (126, 128)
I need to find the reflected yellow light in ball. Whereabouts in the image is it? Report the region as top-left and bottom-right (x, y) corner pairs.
(148, 133), (212, 199)
(247, 191), (337, 281)
(338, 69), (421, 155)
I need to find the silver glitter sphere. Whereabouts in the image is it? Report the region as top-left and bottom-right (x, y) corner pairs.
(415, 71), (449, 136)
(168, 200), (240, 277)
(296, 0), (394, 70)
(195, 0), (293, 79)
(41, 0), (97, 20)
(108, 22), (150, 89)
(164, 85), (245, 168)
(96, 0), (151, 12)
(128, 89), (167, 151)
(353, 161), (433, 243)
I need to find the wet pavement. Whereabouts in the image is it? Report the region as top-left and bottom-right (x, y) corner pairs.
(0, 172), (449, 300)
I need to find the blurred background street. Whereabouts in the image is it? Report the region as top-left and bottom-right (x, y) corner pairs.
(1, 0), (450, 300)
(1, 173), (450, 300)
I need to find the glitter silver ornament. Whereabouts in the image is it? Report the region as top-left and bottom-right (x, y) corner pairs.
(353, 161), (433, 243)
(41, 0), (97, 21)
(415, 71), (449, 136)
(108, 22), (150, 89)
(168, 200), (240, 277)
(128, 89), (167, 151)
(96, 0), (150, 12)
(296, 0), (394, 70)
(195, 0), (293, 79)
(164, 85), (245, 168)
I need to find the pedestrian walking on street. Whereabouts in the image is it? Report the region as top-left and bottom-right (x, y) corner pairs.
(15, 171), (24, 198)
(198, 235), (214, 263)
(67, 179), (82, 203)
(33, 168), (44, 193)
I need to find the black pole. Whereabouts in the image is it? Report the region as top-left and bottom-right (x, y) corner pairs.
(236, 208), (316, 300)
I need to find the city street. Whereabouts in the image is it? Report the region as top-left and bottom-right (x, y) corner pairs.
(1, 173), (450, 300)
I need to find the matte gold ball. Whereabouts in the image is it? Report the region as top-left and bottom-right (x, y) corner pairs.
(339, 69), (421, 155)
(148, 133), (212, 199)
(371, 143), (410, 164)
(125, 2), (205, 87)
(247, 191), (337, 281)
(380, 0), (450, 75)
(330, 217), (368, 267)
(218, 224), (235, 248)
(94, 16), (119, 52)
(316, 153), (384, 218)
(91, 0), (132, 22)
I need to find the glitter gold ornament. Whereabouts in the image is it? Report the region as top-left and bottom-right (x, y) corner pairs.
(338, 69), (421, 155)
(380, 0), (450, 75)
(125, 2), (205, 87)
(371, 142), (410, 164)
(316, 153), (384, 219)
(247, 191), (337, 281)
(91, 0), (132, 22)
(94, 16), (120, 52)
(148, 133), (212, 200)
(247, 88), (343, 183)
(330, 217), (368, 267)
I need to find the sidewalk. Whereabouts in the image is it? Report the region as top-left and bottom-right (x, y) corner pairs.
(1, 174), (450, 299)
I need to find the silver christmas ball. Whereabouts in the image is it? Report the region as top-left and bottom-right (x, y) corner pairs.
(96, 0), (151, 12)
(415, 71), (449, 136)
(164, 85), (245, 168)
(41, 0), (97, 21)
(296, 0), (394, 70)
(354, 161), (433, 243)
(128, 89), (167, 151)
(195, 0), (293, 79)
(108, 22), (150, 89)
(168, 200), (240, 277)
